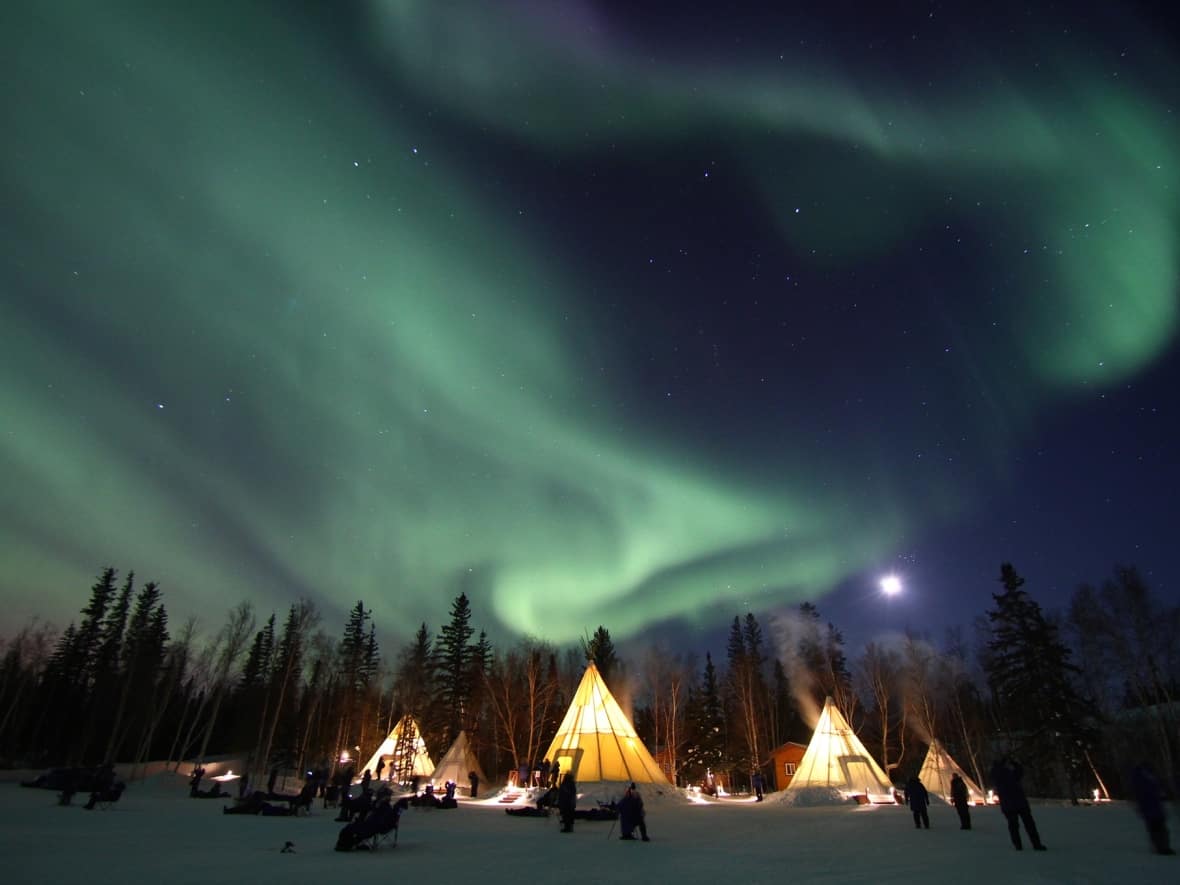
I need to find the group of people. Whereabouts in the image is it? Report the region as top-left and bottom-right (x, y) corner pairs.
(551, 775), (651, 842)
(189, 766), (229, 800)
(57, 763), (122, 810)
(515, 758), (562, 790)
(903, 757), (1046, 849)
(902, 771), (973, 832)
(176, 749), (1178, 860)
(902, 754), (1174, 857)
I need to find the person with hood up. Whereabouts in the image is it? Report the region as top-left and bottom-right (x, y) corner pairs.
(1131, 761), (1175, 855)
(950, 773), (972, 830)
(557, 773), (577, 833)
(990, 755), (1046, 851)
(905, 775), (930, 829)
(618, 783), (650, 841)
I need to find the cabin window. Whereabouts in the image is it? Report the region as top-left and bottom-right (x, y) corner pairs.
(784, 762), (796, 776)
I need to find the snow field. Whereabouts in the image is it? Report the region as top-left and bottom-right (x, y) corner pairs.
(1, 773), (1172, 885)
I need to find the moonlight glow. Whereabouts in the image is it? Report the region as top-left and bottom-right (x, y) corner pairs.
(879, 576), (903, 597)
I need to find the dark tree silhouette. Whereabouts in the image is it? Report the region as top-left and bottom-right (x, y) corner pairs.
(682, 653), (726, 786)
(583, 625), (621, 690)
(985, 563), (1095, 800)
(436, 593), (475, 741)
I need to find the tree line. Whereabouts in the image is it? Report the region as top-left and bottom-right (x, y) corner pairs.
(0, 562), (1176, 799)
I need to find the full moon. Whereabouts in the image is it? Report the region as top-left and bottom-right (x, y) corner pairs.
(880, 574), (902, 596)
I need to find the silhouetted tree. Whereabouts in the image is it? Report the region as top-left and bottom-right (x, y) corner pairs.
(984, 563), (1095, 799)
(436, 593), (475, 741)
(1067, 565), (1179, 792)
(333, 601), (375, 762)
(584, 625), (621, 690)
(104, 580), (168, 762)
(257, 600), (318, 775)
(484, 638), (558, 774)
(726, 614), (769, 779)
(682, 653), (726, 786)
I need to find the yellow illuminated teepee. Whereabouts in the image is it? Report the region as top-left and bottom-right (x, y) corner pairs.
(431, 730), (487, 794)
(917, 739), (984, 804)
(786, 696), (893, 799)
(359, 715), (434, 783)
(543, 662), (670, 786)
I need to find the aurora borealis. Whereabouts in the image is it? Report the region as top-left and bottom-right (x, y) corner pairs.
(3, 1), (1177, 648)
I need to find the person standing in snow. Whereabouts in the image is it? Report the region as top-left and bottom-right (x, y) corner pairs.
(752, 770), (765, 802)
(468, 770), (480, 798)
(557, 773), (577, 833)
(990, 755), (1046, 851)
(950, 773), (972, 830)
(618, 783), (650, 841)
(1131, 761), (1175, 855)
(905, 775), (930, 829)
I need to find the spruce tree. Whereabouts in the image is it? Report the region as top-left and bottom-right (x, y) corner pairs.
(436, 593), (475, 740)
(104, 580), (166, 761)
(796, 602), (854, 720)
(336, 603), (371, 737)
(395, 623), (435, 720)
(258, 601), (317, 774)
(985, 563), (1094, 798)
(584, 625), (621, 691)
(682, 653), (726, 788)
(240, 614), (276, 692)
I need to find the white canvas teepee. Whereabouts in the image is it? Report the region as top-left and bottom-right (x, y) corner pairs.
(358, 716), (434, 783)
(917, 739), (985, 804)
(786, 696), (893, 799)
(431, 730), (487, 795)
(543, 662), (670, 787)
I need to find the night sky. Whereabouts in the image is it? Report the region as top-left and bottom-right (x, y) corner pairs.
(3, 1), (1178, 655)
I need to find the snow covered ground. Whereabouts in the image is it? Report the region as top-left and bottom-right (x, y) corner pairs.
(2, 772), (1173, 884)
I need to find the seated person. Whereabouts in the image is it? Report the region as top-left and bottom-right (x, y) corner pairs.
(335, 787), (374, 822)
(289, 780), (317, 813)
(58, 769), (81, 806)
(189, 765), (206, 797)
(224, 791), (268, 814)
(411, 784), (442, 808)
(617, 784), (648, 840)
(83, 764), (117, 810)
(335, 792), (408, 851)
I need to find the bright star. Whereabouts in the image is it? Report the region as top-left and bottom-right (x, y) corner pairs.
(879, 574), (902, 595)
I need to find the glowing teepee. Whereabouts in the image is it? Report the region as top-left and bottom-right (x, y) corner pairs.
(359, 715), (434, 783)
(431, 730), (487, 794)
(917, 739), (984, 804)
(786, 696), (893, 799)
(543, 662), (670, 786)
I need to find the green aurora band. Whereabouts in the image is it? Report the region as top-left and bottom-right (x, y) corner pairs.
(1, 2), (1176, 642)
